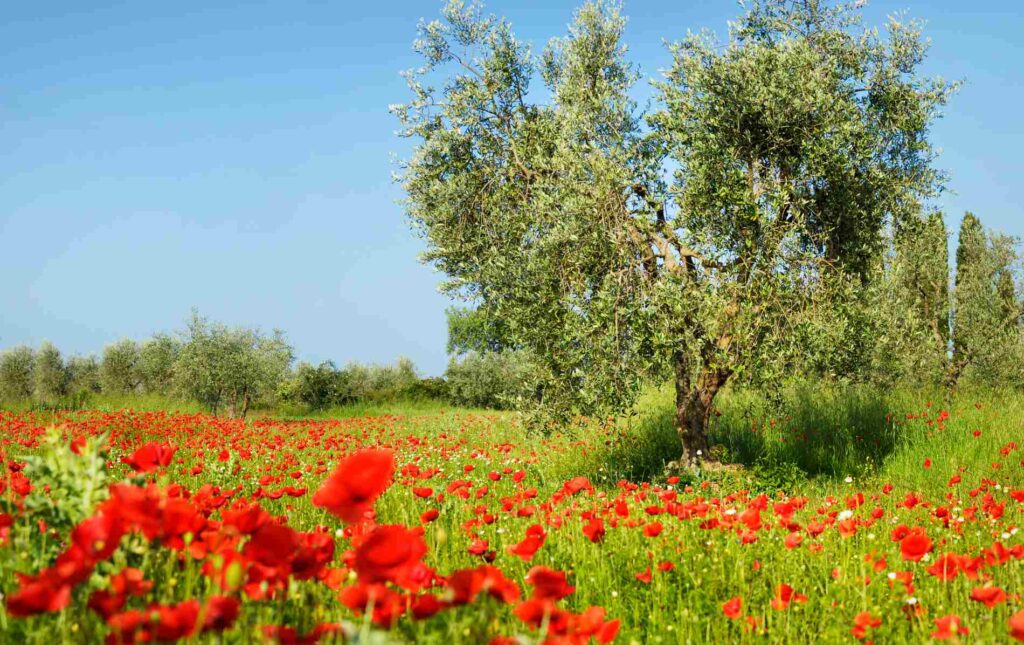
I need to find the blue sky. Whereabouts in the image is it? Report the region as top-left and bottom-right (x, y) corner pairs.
(2, 1), (1022, 375)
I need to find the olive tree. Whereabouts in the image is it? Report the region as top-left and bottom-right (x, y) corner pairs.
(173, 312), (294, 417)
(66, 355), (102, 395)
(33, 342), (68, 403)
(0, 346), (35, 402)
(100, 339), (141, 394)
(137, 334), (180, 394)
(396, 0), (953, 466)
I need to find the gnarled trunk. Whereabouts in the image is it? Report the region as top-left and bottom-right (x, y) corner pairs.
(674, 351), (731, 469)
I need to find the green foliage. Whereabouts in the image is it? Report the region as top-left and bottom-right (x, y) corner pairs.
(289, 360), (346, 410)
(950, 213), (1023, 389)
(66, 354), (102, 396)
(445, 350), (540, 409)
(101, 338), (141, 394)
(18, 428), (111, 558)
(446, 306), (512, 355)
(395, 0), (955, 461)
(0, 345), (35, 402)
(136, 334), (180, 394)
(749, 457), (807, 495)
(32, 342), (68, 404)
(173, 311), (294, 417)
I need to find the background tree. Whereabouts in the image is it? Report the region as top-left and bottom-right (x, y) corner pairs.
(100, 339), (141, 395)
(292, 361), (346, 410)
(0, 346), (35, 402)
(136, 334), (180, 394)
(949, 213), (1021, 391)
(173, 312), (294, 417)
(396, 0), (954, 466)
(66, 355), (102, 396)
(33, 342), (68, 404)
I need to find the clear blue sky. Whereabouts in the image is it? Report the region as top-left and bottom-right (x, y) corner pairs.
(2, 1), (1022, 375)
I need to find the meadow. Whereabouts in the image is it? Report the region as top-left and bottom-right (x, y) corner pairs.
(2, 386), (1023, 643)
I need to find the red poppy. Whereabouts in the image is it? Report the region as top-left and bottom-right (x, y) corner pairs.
(507, 524), (546, 561)
(244, 524), (299, 575)
(71, 513), (125, 563)
(851, 612), (881, 640)
(970, 585), (1007, 608)
(583, 517), (605, 543)
(202, 596), (240, 632)
(771, 583), (807, 610)
(353, 524), (427, 586)
(926, 553), (961, 581)
(722, 596), (742, 619)
(121, 442), (178, 473)
(900, 532), (933, 562)
(313, 449), (395, 524)
(932, 615), (969, 640)
(526, 566), (575, 600)
(5, 571), (73, 617)
(1010, 610), (1024, 642)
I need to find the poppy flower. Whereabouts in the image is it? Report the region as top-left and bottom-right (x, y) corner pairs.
(970, 585), (1007, 608)
(771, 584), (807, 610)
(353, 524), (427, 586)
(1010, 610), (1024, 642)
(5, 571), (73, 617)
(722, 596), (742, 619)
(71, 513), (125, 563)
(507, 524), (546, 561)
(201, 596), (240, 632)
(926, 553), (961, 581)
(583, 517), (605, 543)
(932, 615), (968, 640)
(121, 442), (178, 473)
(313, 449), (395, 524)
(526, 566), (575, 600)
(900, 532), (933, 562)
(851, 612), (881, 640)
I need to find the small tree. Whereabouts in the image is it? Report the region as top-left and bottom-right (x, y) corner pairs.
(293, 361), (345, 410)
(949, 213), (1021, 391)
(0, 346), (35, 402)
(174, 312), (294, 417)
(33, 342), (68, 403)
(137, 334), (180, 394)
(100, 339), (141, 394)
(66, 355), (102, 395)
(396, 0), (953, 466)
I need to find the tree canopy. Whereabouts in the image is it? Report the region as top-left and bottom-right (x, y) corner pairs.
(395, 0), (955, 465)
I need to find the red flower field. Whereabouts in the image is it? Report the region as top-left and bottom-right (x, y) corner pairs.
(1, 402), (1023, 643)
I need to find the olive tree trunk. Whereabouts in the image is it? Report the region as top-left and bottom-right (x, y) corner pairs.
(674, 352), (731, 469)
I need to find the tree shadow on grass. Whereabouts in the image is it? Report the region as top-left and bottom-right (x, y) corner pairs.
(711, 384), (901, 479)
(587, 383), (909, 485)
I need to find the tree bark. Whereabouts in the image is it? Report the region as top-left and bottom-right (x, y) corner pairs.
(674, 355), (731, 469)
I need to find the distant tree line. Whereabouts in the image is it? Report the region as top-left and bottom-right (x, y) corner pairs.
(0, 307), (546, 415)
